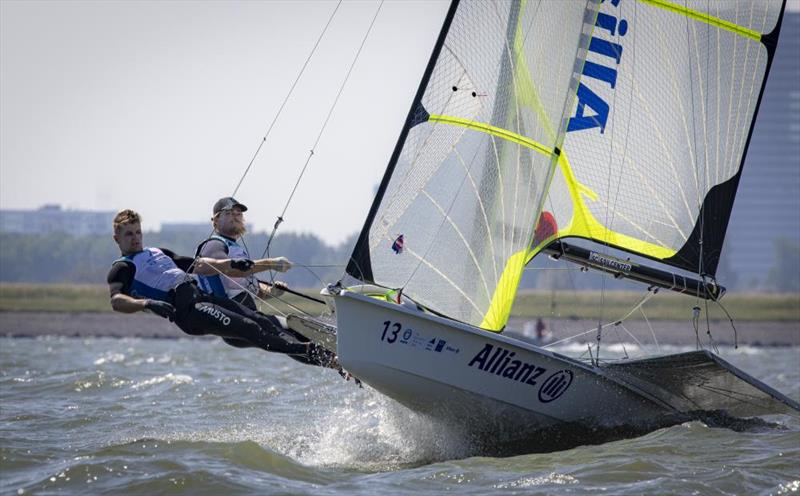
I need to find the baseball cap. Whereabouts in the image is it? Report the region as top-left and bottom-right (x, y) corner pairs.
(213, 197), (248, 215)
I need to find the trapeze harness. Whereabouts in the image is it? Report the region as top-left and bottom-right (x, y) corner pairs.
(196, 234), (259, 303)
(191, 235), (332, 366)
(112, 247), (311, 356)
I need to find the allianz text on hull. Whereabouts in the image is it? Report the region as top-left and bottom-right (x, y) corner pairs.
(335, 291), (671, 436)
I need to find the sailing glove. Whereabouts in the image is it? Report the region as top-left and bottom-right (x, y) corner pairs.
(145, 300), (176, 321)
(230, 258), (255, 272)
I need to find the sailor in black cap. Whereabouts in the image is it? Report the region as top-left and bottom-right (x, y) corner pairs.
(194, 198), (326, 366)
(195, 197), (290, 309)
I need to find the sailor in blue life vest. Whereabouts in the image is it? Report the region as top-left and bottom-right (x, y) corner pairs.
(194, 197), (326, 366)
(195, 197), (290, 311)
(106, 209), (337, 367)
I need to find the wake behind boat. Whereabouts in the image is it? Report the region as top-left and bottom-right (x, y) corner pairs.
(287, 0), (799, 447)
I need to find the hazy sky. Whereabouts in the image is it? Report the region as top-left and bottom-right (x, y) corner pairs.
(1, 0), (449, 244)
(2, 0), (798, 245)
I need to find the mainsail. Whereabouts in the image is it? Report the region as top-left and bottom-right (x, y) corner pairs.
(347, 0), (786, 332)
(348, 0), (599, 330)
(540, 0), (785, 276)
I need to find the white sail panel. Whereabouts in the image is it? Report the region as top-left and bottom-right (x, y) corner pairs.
(349, 0), (595, 329)
(540, 0), (783, 276)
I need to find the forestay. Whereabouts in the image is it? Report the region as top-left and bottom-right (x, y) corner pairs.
(541, 0), (785, 276)
(348, 0), (598, 330)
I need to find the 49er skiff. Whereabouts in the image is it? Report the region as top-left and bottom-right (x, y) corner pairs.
(289, 0), (799, 444)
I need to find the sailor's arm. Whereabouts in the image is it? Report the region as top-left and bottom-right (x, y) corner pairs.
(110, 293), (148, 313)
(107, 263), (146, 313)
(107, 262), (175, 320)
(192, 257), (292, 276)
(250, 257), (292, 273)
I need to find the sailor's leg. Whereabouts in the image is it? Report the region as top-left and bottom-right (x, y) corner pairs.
(202, 296), (315, 355)
(176, 302), (307, 355)
(221, 337), (258, 348)
(251, 311), (339, 368)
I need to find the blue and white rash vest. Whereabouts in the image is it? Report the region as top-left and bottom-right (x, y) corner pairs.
(114, 247), (190, 301)
(196, 235), (258, 299)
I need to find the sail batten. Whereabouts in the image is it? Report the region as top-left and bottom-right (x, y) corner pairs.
(639, 0), (761, 41)
(428, 114), (554, 156)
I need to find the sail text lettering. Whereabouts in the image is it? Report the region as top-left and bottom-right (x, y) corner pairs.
(568, 0), (628, 134)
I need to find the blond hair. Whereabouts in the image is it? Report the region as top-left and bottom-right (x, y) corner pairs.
(113, 209), (141, 234)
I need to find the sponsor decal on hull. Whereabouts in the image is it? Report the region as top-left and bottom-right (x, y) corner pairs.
(467, 344), (574, 403)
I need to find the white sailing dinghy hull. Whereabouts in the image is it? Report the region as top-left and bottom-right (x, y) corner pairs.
(334, 291), (670, 433)
(329, 291), (799, 437)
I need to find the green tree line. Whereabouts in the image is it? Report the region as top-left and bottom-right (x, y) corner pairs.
(0, 230), (357, 288)
(1, 231), (797, 292)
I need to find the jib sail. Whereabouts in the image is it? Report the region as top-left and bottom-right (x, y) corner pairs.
(347, 0), (599, 330)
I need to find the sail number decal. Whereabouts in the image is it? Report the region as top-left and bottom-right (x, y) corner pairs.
(379, 321), (460, 354)
(381, 320), (402, 343)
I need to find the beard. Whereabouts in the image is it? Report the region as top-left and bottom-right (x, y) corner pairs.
(213, 219), (247, 238)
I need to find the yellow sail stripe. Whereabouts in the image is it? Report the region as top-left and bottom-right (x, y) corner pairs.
(427, 114), (554, 157)
(426, 112), (555, 331)
(433, 0), (749, 330)
(639, 0), (762, 41)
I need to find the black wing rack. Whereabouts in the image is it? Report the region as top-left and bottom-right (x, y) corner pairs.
(543, 241), (725, 300)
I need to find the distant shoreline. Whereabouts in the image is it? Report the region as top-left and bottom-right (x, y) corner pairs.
(1, 311), (797, 347)
(2, 284), (799, 321)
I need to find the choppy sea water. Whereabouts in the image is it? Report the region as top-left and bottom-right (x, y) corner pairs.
(1, 336), (798, 495)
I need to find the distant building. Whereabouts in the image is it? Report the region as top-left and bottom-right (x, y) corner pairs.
(160, 222), (210, 233)
(161, 222), (253, 233)
(0, 205), (115, 235)
(726, 12), (800, 288)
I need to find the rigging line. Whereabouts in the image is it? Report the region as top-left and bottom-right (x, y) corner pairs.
(596, 2), (628, 362)
(183, 2), (343, 278)
(590, 0), (642, 350)
(704, 297), (719, 354)
(652, 18), (701, 220)
(231, 0), (343, 198)
(639, 303), (661, 353)
(684, 0), (706, 315)
(400, 128), (486, 298)
(202, 261), (326, 316)
(611, 323), (630, 360)
(255, 278), (327, 305)
(238, 236), (262, 293)
(420, 189), (493, 303)
(544, 290), (656, 349)
(261, 0), (386, 260)
(714, 297), (738, 349)
(544, 327), (599, 348)
(201, 262), (289, 317)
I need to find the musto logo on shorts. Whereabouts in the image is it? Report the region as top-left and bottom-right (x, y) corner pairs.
(538, 370), (573, 403)
(196, 303), (231, 326)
